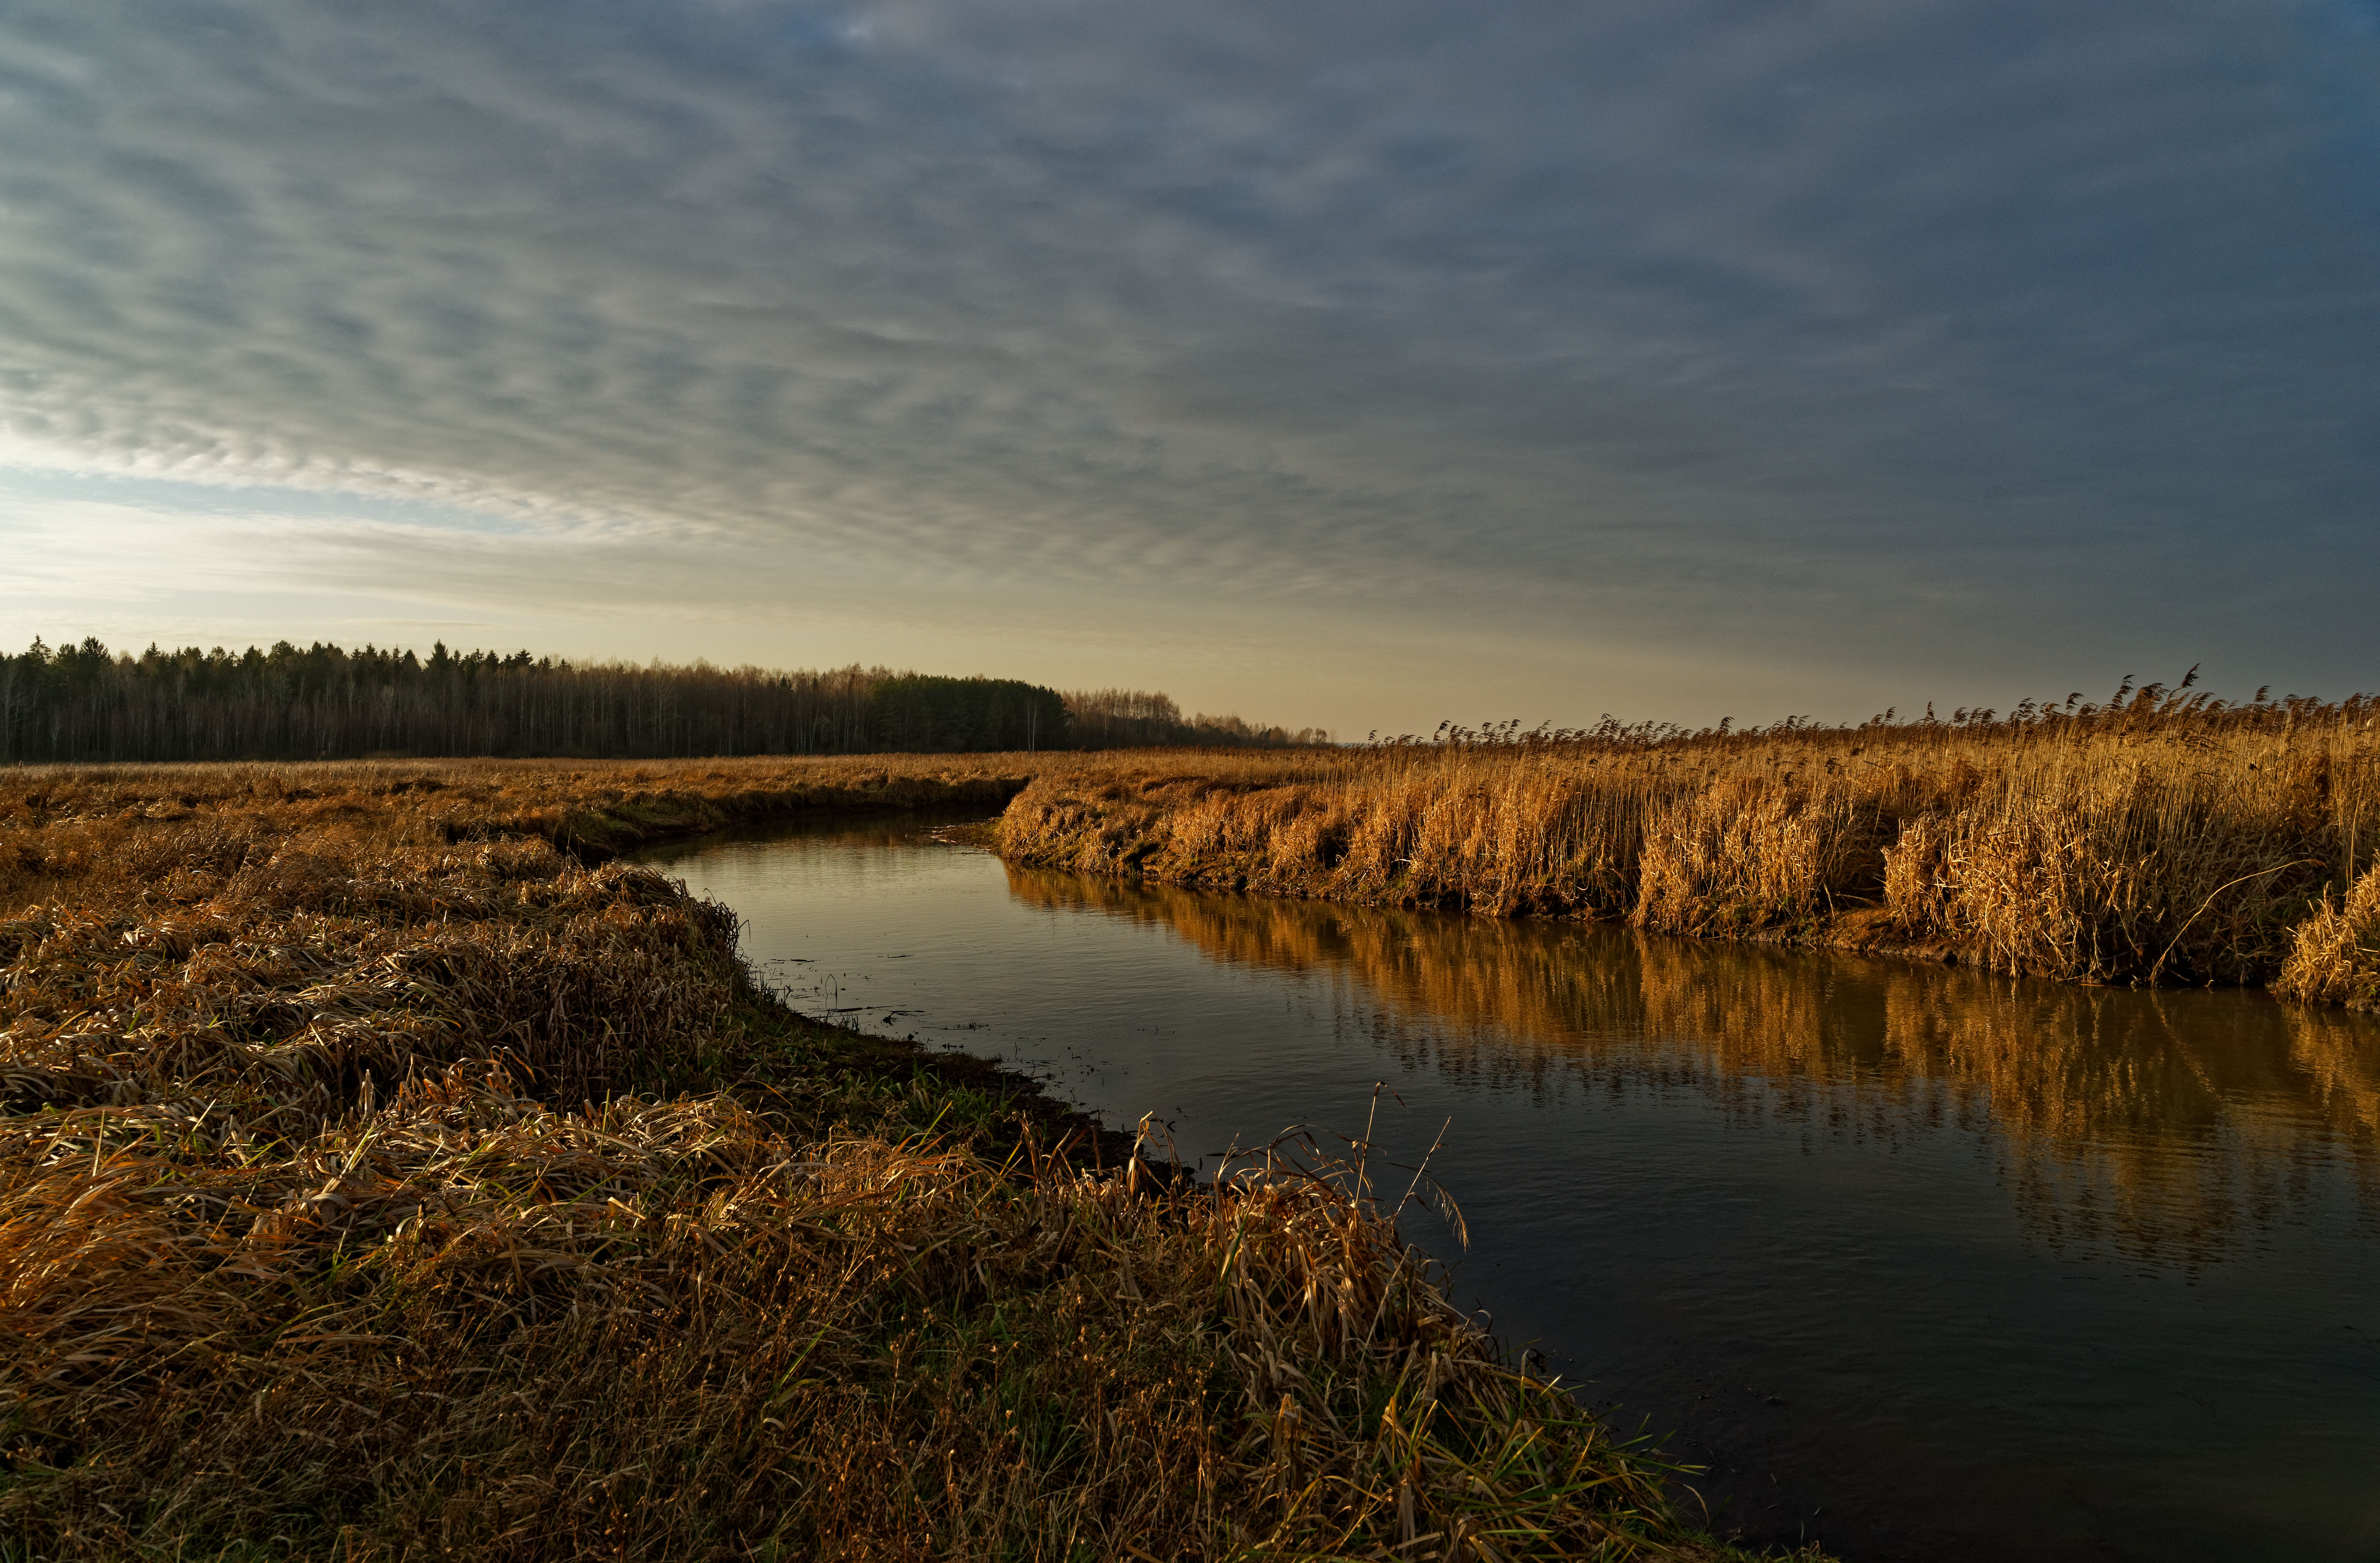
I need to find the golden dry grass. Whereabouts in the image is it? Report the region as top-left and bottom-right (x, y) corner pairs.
(0, 758), (1803, 1561)
(0, 751), (1069, 874)
(2276, 866), (2380, 1011)
(997, 696), (2380, 995)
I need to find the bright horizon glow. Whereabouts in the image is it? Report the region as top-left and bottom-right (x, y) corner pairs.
(3, 2), (2376, 736)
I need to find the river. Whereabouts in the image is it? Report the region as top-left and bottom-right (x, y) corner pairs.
(640, 812), (2380, 1563)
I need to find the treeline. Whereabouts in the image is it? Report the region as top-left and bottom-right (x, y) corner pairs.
(0, 638), (1328, 762)
(1063, 687), (1331, 750)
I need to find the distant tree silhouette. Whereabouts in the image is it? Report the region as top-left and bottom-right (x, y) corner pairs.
(869, 675), (1069, 753)
(0, 639), (1328, 762)
(1062, 687), (1330, 749)
(0, 639), (966, 761)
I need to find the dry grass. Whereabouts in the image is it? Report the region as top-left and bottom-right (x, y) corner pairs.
(0, 758), (1801, 1560)
(0, 1096), (1749, 1561)
(0, 751), (1070, 870)
(2277, 866), (2380, 1011)
(997, 693), (2380, 993)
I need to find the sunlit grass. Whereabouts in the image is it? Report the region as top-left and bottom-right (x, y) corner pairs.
(0, 758), (1809, 1560)
(998, 685), (2380, 1001)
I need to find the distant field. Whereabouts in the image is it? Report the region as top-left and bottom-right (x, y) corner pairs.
(0, 757), (1803, 1560)
(996, 692), (2380, 1009)
(0, 751), (1058, 876)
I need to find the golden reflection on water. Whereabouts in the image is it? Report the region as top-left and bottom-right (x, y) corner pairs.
(1005, 867), (2380, 1263)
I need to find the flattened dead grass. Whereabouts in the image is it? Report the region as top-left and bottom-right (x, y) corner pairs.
(2, 1092), (1745, 1559)
(0, 759), (1796, 1560)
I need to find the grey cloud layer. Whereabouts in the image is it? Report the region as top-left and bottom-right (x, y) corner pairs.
(2, 0), (2375, 689)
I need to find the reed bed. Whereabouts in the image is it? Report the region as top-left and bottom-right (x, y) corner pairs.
(0, 759), (1797, 1560)
(997, 687), (2380, 1003)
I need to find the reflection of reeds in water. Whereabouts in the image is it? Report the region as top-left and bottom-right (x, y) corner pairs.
(1009, 867), (2380, 1262)
(2286, 1001), (2380, 1143)
(1005, 866), (1642, 1083)
(1869, 975), (2380, 1262)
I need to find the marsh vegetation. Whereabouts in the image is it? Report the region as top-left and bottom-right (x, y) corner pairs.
(0, 757), (1804, 1560)
(998, 683), (2380, 1006)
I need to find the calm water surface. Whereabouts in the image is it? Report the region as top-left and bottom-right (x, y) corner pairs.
(642, 814), (2380, 1563)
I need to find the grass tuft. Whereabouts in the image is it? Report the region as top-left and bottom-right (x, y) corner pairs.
(2277, 866), (2380, 1011)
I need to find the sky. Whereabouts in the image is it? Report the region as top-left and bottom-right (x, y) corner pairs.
(2, 0), (2376, 735)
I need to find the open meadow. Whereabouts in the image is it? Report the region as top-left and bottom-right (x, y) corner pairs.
(0, 757), (1803, 1561)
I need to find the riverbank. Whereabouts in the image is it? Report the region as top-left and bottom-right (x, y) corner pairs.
(0, 760), (1806, 1559)
(994, 697), (2380, 1007)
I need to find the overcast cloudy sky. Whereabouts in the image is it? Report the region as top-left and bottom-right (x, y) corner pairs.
(2, 1), (2374, 731)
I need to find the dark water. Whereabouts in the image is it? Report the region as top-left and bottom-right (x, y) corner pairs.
(641, 814), (2380, 1563)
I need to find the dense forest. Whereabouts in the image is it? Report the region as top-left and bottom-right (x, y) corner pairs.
(0, 638), (1327, 762)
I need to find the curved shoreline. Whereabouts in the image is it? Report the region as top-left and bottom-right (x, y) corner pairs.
(0, 756), (1814, 1560)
